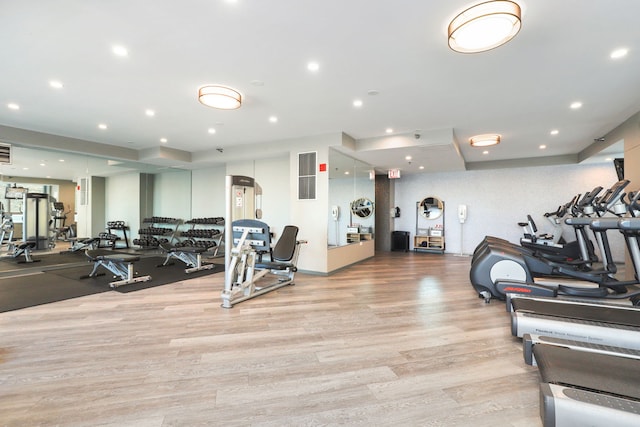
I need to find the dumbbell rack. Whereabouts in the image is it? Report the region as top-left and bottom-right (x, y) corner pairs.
(135, 217), (182, 248)
(106, 220), (129, 248)
(179, 217), (225, 257)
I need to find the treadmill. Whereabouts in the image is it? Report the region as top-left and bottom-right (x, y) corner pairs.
(509, 295), (640, 350)
(533, 343), (640, 426)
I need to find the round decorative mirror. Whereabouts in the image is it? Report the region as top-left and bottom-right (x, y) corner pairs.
(419, 196), (443, 219)
(351, 197), (374, 218)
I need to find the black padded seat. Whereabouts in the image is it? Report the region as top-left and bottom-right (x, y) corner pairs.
(255, 225), (299, 270)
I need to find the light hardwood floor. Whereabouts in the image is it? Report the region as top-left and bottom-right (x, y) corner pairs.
(0, 252), (541, 426)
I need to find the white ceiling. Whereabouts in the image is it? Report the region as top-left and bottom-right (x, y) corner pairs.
(0, 0), (637, 181)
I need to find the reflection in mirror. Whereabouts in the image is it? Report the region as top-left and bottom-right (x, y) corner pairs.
(327, 148), (375, 247)
(0, 145), (195, 244)
(419, 196), (443, 220)
(351, 197), (373, 218)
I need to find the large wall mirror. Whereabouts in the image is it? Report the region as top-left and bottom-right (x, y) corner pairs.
(327, 148), (375, 247)
(419, 196), (443, 220)
(0, 145), (194, 240)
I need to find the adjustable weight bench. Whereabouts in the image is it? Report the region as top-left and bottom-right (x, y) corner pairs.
(12, 241), (39, 264)
(158, 243), (215, 273)
(66, 237), (100, 253)
(83, 249), (151, 288)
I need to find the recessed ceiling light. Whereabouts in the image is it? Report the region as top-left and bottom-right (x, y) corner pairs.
(112, 45), (128, 57)
(58, 159), (65, 162)
(610, 48), (628, 59)
(307, 61), (319, 72)
(483, 150), (489, 155)
(385, 128), (393, 134)
(353, 99), (363, 107)
(22, 167), (29, 170)
(98, 123), (107, 130)
(208, 128), (216, 134)
(470, 133), (501, 147)
(40, 163), (46, 167)
(550, 129), (559, 135)
(145, 109), (155, 117)
(8, 103), (20, 110)
(539, 144), (547, 149)
(605, 157), (613, 161)
(160, 138), (168, 143)
(269, 116), (278, 123)
(344, 171), (350, 175)
(570, 101), (582, 109)
(49, 80), (63, 89)
(405, 155), (412, 161)
(419, 166), (425, 170)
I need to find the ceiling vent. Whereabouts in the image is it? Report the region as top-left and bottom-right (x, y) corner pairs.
(0, 143), (11, 164)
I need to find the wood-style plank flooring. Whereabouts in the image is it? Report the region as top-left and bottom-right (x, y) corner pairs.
(0, 252), (541, 426)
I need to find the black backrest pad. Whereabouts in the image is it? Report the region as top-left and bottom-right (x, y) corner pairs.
(272, 225), (299, 262)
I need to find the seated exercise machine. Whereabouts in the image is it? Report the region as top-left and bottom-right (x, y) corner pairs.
(221, 220), (306, 308)
(158, 242), (215, 273)
(82, 249), (151, 288)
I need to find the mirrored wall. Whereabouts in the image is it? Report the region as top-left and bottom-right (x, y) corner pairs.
(328, 148), (375, 247)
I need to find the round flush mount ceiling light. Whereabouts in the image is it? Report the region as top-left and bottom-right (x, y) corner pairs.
(198, 85), (242, 110)
(470, 133), (501, 147)
(448, 1), (522, 53)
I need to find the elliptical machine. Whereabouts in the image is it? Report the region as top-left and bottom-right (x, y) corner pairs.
(518, 194), (597, 263)
(471, 185), (604, 274)
(470, 180), (640, 303)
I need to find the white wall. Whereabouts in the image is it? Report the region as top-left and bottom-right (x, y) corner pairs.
(393, 162), (625, 261)
(105, 172), (140, 234)
(253, 156), (290, 239)
(191, 167), (226, 218)
(153, 170), (192, 220)
(290, 141), (331, 273)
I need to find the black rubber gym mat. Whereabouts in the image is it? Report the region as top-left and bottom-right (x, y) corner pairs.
(0, 273), (109, 313)
(0, 256), (222, 312)
(46, 256), (222, 293)
(0, 251), (87, 274)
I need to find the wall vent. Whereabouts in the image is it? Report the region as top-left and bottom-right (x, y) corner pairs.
(298, 151), (317, 200)
(0, 143), (11, 164)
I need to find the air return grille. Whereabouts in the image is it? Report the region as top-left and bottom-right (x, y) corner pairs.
(0, 143), (11, 164)
(298, 151), (316, 200)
